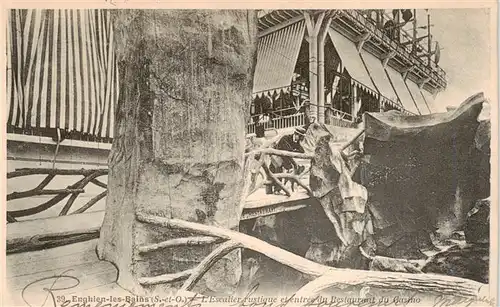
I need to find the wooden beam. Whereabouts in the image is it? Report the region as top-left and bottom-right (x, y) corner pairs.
(402, 66), (415, 80)
(136, 213), (331, 278)
(281, 10), (295, 19)
(6, 211), (104, 253)
(71, 190), (108, 215)
(400, 35), (428, 47)
(7, 188), (85, 201)
(137, 213), (486, 299)
(7, 133), (113, 150)
(304, 11), (324, 37)
(91, 178), (108, 189)
(245, 148), (315, 159)
(7, 228), (100, 254)
(8, 168), (108, 179)
(381, 50), (397, 68)
(258, 14), (305, 38)
(418, 76), (431, 89)
(180, 241), (242, 291)
(355, 32), (371, 52)
(263, 163), (292, 197)
(267, 13), (283, 26)
(138, 269), (194, 286)
(294, 269), (486, 300)
(138, 236), (225, 253)
(242, 203), (309, 221)
(259, 17), (275, 29)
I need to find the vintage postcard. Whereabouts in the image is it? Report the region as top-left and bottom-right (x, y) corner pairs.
(1, 1), (498, 307)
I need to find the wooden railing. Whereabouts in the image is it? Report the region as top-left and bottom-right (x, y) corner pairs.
(247, 112), (306, 135)
(6, 168), (108, 223)
(5, 143), (312, 224)
(247, 109), (357, 136)
(243, 133), (315, 206)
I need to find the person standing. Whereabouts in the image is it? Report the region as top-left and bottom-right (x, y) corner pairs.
(267, 127), (307, 194)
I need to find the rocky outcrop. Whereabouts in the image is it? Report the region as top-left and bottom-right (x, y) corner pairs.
(465, 198), (490, 244)
(422, 198), (490, 284)
(422, 244), (489, 284)
(306, 130), (375, 270)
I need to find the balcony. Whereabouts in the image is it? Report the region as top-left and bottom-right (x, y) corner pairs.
(339, 10), (446, 92)
(257, 9), (447, 95)
(247, 112), (306, 135)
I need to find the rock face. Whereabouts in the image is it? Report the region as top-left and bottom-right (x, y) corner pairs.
(306, 132), (375, 269)
(422, 244), (489, 284)
(97, 10), (257, 295)
(422, 198), (490, 284)
(238, 212), (310, 296)
(464, 198), (490, 244)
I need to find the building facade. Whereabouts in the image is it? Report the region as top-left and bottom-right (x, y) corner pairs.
(247, 9), (447, 135)
(6, 9), (448, 167)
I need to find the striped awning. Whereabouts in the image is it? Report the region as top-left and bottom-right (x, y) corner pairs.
(7, 9), (118, 139)
(253, 21), (306, 97)
(360, 51), (399, 108)
(328, 29), (377, 97)
(385, 66), (419, 115)
(406, 80), (431, 115)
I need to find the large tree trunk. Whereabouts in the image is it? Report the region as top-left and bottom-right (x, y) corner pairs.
(97, 9), (257, 296)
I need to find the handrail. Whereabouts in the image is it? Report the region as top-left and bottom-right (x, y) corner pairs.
(6, 168), (108, 222)
(247, 112), (306, 134)
(327, 107), (353, 121)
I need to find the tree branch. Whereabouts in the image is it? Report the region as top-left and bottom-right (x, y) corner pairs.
(274, 173), (313, 196)
(136, 212), (329, 278)
(263, 163), (291, 197)
(9, 170), (106, 218)
(7, 189), (85, 201)
(60, 172), (110, 216)
(8, 168), (108, 179)
(180, 240), (242, 291)
(137, 213), (486, 299)
(245, 148), (314, 159)
(90, 178), (108, 189)
(71, 191), (108, 215)
(34, 174), (56, 190)
(138, 236), (225, 253)
(138, 269), (194, 286)
(340, 128), (365, 153)
(6, 213), (17, 223)
(6, 228), (100, 254)
(294, 269), (485, 300)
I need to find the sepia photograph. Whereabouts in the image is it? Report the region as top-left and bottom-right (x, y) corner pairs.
(2, 5), (497, 307)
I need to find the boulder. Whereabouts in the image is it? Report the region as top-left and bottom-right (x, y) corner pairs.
(422, 244), (489, 284)
(464, 198), (490, 244)
(422, 198), (490, 284)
